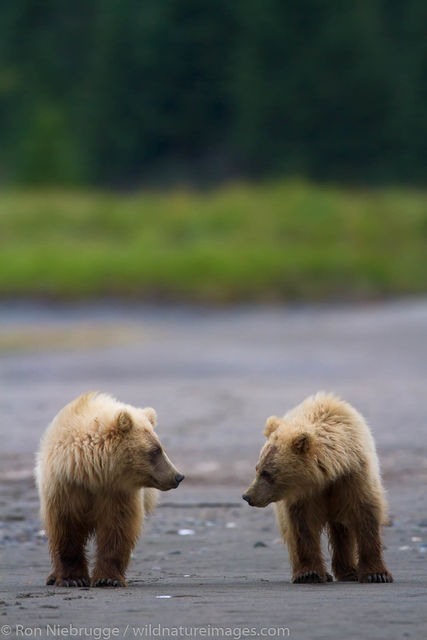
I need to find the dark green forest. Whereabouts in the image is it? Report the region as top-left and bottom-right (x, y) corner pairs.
(1, 0), (426, 186)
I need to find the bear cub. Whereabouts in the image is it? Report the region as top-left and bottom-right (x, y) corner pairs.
(35, 392), (184, 587)
(243, 393), (393, 584)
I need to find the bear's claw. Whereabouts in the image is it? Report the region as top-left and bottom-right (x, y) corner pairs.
(359, 571), (393, 583)
(92, 578), (126, 587)
(292, 571), (330, 584)
(47, 576), (90, 587)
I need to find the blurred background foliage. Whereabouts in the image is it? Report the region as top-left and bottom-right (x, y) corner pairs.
(1, 183), (426, 301)
(0, 1), (426, 302)
(1, 0), (426, 187)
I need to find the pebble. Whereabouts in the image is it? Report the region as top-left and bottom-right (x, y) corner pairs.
(253, 541), (267, 548)
(178, 529), (195, 536)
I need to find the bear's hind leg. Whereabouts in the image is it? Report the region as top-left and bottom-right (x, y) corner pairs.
(46, 507), (91, 587)
(328, 522), (358, 581)
(92, 492), (142, 587)
(287, 501), (330, 584)
(356, 502), (393, 583)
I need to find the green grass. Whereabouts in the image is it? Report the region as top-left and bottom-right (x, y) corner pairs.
(0, 180), (426, 302)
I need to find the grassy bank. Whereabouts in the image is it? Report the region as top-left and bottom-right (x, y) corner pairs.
(0, 181), (426, 302)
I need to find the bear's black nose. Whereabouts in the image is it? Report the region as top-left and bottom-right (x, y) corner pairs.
(242, 494), (251, 504)
(175, 473), (185, 484)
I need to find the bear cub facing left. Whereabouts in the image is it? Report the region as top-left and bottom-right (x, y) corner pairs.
(35, 392), (184, 587)
(243, 393), (393, 584)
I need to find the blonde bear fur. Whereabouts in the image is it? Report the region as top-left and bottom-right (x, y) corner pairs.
(35, 392), (184, 587)
(243, 393), (393, 584)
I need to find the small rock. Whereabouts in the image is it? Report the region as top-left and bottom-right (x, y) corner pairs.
(178, 529), (195, 536)
(169, 550), (181, 555)
(254, 541), (267, 548)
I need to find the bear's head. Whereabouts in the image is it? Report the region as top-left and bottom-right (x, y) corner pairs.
(242, 415), (323, 507)
(112, 407), (184, 491)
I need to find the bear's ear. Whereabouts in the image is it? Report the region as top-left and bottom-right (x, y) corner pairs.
(292, 432), (312, 454)
(116, 410), (133, 432)
(264, 416), (281, 438)
(143, 407), (157, 428)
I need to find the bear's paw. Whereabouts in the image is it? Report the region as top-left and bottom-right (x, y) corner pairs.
(292, 571), (332, 584)
(336, 570), (358, 582)
(359, 571), (393, 583)
(46, 575), (90, 587)
(91, 576), (126, 587)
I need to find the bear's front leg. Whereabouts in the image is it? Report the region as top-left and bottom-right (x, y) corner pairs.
(287, 501), (330, 584)
(356, 502), (393, 583)
(92, 492), (142, 587)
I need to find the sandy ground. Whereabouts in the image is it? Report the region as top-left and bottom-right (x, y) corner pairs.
(0, 300), (426, 640)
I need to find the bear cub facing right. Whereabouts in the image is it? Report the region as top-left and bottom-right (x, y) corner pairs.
(243, 393), (393, 584)
(36, 392), (184, 588)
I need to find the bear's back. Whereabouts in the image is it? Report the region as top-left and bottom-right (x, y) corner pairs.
(47, 392), (124, 442)
(36, 392), (134, 496)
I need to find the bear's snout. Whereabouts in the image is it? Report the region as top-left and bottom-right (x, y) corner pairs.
(242, 493), (252, 505)
(175, 473), (185, 485)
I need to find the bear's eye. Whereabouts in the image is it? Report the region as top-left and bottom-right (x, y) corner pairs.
(150, 446), (162, 458)
(260, 470), (272, 482)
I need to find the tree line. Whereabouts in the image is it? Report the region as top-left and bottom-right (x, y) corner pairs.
(1, 0), (426, 186)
